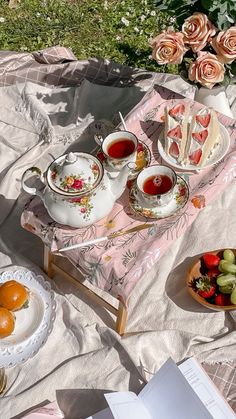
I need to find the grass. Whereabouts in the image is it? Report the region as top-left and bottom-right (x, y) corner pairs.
(0, 0), (178, 73)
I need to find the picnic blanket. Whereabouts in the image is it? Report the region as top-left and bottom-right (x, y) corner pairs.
(0, 47), (235, 418)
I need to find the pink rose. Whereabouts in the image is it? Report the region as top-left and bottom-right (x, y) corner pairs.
(182, 13), (216, 52)
(72, 179), (84, 189)
(150, 31), (187, 65)
(212, 27), (236, 64)
(188, 52), (225, 89)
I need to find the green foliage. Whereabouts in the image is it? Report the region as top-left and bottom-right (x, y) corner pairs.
(0, 0), (176, 73)
(153, 0), (235, 30)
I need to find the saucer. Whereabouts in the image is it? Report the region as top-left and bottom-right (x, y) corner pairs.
(129, 176), (189, 219)
(96, 140), (151, 180)
(157, 123), (230, 171)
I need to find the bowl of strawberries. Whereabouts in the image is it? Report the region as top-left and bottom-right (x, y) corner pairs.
(187, 249), (236, 311)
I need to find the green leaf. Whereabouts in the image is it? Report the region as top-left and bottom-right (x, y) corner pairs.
(231, 61), (236, 76)
(221, 74), (231, 87)
(201, 0), (213, 9)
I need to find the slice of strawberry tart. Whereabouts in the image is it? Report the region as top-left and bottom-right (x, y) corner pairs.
(184, 107), (220, 166)
(164, 102), (190, 164)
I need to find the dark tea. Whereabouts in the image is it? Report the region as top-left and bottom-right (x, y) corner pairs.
(143, 175), (173, 195)
(107, 138), (135, 159)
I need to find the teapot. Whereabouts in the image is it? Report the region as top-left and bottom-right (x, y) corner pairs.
(22, 151), (131, 228)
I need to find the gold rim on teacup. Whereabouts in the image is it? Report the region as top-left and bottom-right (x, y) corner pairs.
(136, 164), (177, 207)
(97, 130), (139, 170)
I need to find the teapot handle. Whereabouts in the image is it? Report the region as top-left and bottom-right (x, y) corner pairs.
(22, 167), (45, 195)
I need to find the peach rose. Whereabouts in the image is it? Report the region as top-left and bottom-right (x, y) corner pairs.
(182, 13), (216, 52)
(150, 31), (187, 65)
(188, 52), (225, 89)
(212, 27), (236, 64)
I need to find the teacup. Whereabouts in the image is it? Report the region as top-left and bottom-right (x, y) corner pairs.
(136, 165), (177, 207)
(96, 131), (138, 170)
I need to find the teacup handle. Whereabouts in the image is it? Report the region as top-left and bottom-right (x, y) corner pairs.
(94, 134), (104, 146)
(22, 167), (45, 196)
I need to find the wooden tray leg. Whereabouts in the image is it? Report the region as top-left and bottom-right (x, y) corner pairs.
(43, 245), (128, 335)
(43, 245), (53, 278)
(116, 300), (128, 335)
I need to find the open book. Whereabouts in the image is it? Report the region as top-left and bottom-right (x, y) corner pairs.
(87, 358), (235, 419)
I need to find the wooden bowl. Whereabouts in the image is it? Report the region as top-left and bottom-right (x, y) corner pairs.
(187, 249), (236, 311)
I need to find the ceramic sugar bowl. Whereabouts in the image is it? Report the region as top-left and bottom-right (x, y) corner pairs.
(22, 151), (130, 228)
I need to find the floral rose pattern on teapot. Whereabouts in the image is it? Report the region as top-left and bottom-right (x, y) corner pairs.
(50, 162), (100, 194)
(68, 196), (94, 219)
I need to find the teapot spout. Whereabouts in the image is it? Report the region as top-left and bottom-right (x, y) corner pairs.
(110, 163), (134, 200)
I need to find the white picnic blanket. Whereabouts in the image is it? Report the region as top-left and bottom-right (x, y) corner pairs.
(0, 52), (236, 418)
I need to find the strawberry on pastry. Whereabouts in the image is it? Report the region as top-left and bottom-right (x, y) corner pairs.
(192, 130), (208, 144)
(169, 141), (179, 158)
(167, 125), (182, 140)
(169, 103), (185, 121)
(189, 149), (202, 165)
(196, 113), (211, 128)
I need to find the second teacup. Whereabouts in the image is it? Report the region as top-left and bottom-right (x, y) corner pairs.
(136, 165), (177, 207)
(100, 131), (138, 170)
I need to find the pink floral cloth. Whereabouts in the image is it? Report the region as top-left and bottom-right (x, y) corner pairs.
(21, 85), (236, 304)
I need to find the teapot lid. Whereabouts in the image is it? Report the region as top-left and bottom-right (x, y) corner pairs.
(47, 152), (103, 196)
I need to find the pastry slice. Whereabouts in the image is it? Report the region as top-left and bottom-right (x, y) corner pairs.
(184, 107), (221, 166)
(164, 102), (190, 164)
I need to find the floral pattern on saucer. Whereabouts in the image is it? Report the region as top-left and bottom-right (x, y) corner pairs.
(96, 140), (151, 180)
(129, 176), (189, 219)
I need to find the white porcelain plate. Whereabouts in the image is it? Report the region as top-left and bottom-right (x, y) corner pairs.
(0, 269), (56, 368)
(129, 176), (189, 219)
(157, 123), (230, 171)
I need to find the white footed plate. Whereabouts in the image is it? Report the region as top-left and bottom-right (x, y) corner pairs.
(157, 123), (230, 171)
(0, 269), (56, 368)
(129, 176), (189, 219)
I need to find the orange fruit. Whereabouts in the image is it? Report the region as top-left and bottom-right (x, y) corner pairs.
(0, 307), (15, 338)
(0, 280), (29, 311)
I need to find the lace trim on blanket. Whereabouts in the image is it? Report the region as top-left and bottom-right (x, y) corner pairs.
(16, 85), (55, 143)
(15, 83), (115, 145)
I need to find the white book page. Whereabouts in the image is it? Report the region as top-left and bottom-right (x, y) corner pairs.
(86, 407), (114, 419)
(139, 358), (213, 419)
(178, 358), (236, 419)
(104, 391), (152, 419)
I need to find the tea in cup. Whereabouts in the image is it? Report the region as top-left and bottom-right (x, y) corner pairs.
(100, 131), (138, 170)
(136, 165), (177, 207)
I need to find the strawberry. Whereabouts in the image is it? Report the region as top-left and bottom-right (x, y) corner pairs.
(196, 113), (211, 128)
(192, 129), (208, 144)
(207, 267), (220, 279)
(195, 276), (216, 299)
(189, 149), (202, 165)
(202, 253), (220, 269)
(215, 294), (231, 306)
(167, 125), (182, 140)
(169, 104), (185, 120)
(169, 141), (179, 158)
(137, 142), (144, 152)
